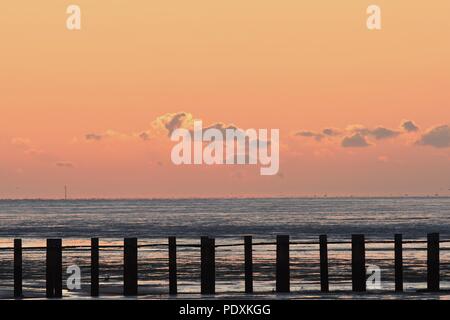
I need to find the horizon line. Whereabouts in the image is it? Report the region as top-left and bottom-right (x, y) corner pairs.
(1, 195), (450, 201)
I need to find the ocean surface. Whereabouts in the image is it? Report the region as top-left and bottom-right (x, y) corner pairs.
(0, 197), (450, 299)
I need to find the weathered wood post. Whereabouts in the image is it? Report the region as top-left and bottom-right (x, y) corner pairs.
(351, 234), (366, 292)
(244, 236), (253, 293)
(91, 238), (99, 297)
(201, 236), (215, 294)
(46, 239), (63, 298)
(123, 238), (138, 296)
(276, 235), (290, 293)
(168, 236), (177, 295)
(14, 239), (22, 298)
(427, 233), (440, 292)
(394, 234), (403, 292)
(319, 235), (329, 292)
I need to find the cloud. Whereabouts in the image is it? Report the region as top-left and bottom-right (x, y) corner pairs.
(11, 137), (32, 149)
(165, 113), (188, 134)
(295, 123), (400, 143)
(84, 111), (268, 146)
(85, 133), (103, 141)
(84, 130), (132, 142)
(295, 130), (324, 141)
(56, 161), (75, 168)
(322, 128), (341, 137)
(294, 120), (420, 150)
(190, 122), (241, 141)
(346, 124), (400, 140)
(401, 120), (419, 132)
(157, 114), (270, 148)
(369, 127), (401, 140)
(139, 131), (150, 141)
(416, 125), (450, 148)
(341, 133), (371, 148)
(153, 112), (196, 136)
(203, 122), (238, 134)
(346, 124), (371, 136)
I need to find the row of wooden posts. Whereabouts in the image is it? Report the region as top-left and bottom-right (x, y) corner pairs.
(11, 233), (441, 298)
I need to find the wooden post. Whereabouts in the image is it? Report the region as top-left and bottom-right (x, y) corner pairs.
(91, 238), (99, 297)
(244, 236), (253, 293)
(351, 234), (366, 292)
(319, 235), (329, 292)
(14, 239), (22, 298)
(276, 235), (290, 293)
(201, 236), (215, 294)
(394, 234), (403, 292)
(46, 239), (62, 298)
(168, 236), (177, 295)
(200, 236), (207, 294)
(427, 233), (440, 292)
(123, 238), (138, 296)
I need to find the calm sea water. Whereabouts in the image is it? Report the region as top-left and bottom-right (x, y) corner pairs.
(0, 197), (449, 299)
(0, 197), (449, 238)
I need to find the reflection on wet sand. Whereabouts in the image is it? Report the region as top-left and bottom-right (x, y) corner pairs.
(1, 237), (450, 299)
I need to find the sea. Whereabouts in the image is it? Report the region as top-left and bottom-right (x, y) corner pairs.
(0, 197), (450, 299)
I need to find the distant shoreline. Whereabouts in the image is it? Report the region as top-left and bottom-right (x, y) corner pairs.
(1, 195), (450, 201)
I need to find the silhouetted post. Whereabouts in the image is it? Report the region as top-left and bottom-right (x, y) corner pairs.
(201, 236), (215, 294)
(394, 234), (403, 292)
(351, 234), (366, 292)
(168, 236), (177, 295)
(46, 239), (62, 298)
(427, 233), (440, 292)
(319, 235), (329, 292)
(14, 239), (22, 298)
(200, 236), (207, 293)
(276, 235), (290, 293)
(91, 238), (99, 297)
(244, 236), (253, 293)
(124, 238), (138, 296)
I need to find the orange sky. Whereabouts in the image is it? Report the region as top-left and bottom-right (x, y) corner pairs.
(1, 1), (449, 198)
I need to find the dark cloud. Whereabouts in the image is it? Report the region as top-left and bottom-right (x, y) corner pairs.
(369, 127), (401, 140)
(416, 125), (450, 148)
(196, 123), (249, 142)
(346, 125), (371, 136)
(295, 131), (324, 141)
(294, 121), (416, 148)
(322, 128), (341, 137)
(401, 120), (419, 132)
(139, 132), (150, 141)
(347, 125), (400, 140)
(56, 161), (75, 168)
(85, 133), (102, 141)
(202, 122), (239, 137)
(341, 133), (371, 148)
(165, 113), (189, 136)
(152, 112), (196, 137)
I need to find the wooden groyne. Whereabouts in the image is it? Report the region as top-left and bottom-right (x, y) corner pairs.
(6, 233), (445, 298)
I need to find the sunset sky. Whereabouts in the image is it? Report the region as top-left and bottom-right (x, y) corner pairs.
(1, 1), (449, 198)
